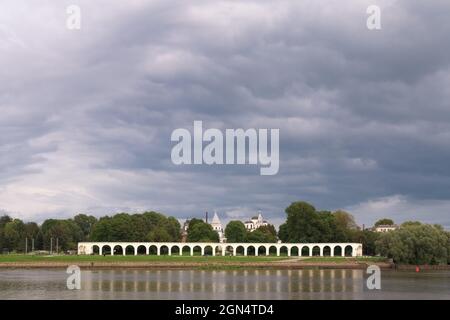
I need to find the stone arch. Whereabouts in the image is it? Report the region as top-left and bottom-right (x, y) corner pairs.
(137, 245), (147, 255)
(312, 245), (321, 256)
(257, 246), (267, 256)
(301, 246), (309, 256)
(171, 245), (181, 256)
(323, 245), (332, 256)
(204, 245), (213, 256)
(246, 245), (256, 256)
(125, 245), (135, 255)
(181, 245), (191, 256)
(290, 246), (299, 256)
(268, 245), (277, 256)
(113, 245), (124, 255)
(92, 245), (100, 255)
(344, 245), (353, 257)
(160, 245), (169, 255)
(149, 245), (158, 255)
(334, 246), (342, 257)
(193, 245), (202, 256)
(224, 245), (234, 256)
(102, 245), (111, 255)
(235, 245), (245, 256)
(279, 246), (288, 256)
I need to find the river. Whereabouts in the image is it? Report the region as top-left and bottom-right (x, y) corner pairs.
(0, 268), (448, 299)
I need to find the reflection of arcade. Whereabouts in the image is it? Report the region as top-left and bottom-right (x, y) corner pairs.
(80, 269), (362, 298)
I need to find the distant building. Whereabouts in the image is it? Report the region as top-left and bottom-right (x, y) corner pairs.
(210, 211), (226, 243)
(374, 224), (398, 233)
(244, 211), (268, 232)
(181, 219), (190, 242)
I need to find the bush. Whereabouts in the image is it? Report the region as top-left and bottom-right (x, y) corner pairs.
(376, 222), (449, 265)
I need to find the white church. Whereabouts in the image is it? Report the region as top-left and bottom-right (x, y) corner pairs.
(207, 210), (270, 242)
(209, 211), (226, 243)
(244, 211), (269, 232)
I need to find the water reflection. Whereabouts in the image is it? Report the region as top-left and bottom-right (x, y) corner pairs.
(0, 268), (448, 300)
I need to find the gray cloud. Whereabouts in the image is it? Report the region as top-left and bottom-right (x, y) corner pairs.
(0, 0), (449, 229)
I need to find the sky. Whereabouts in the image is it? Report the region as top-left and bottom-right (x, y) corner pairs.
(1, 0), (450, 229)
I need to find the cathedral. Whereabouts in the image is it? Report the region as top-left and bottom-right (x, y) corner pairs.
(244, 211), (268, 232)
(209, 211), (226, 243)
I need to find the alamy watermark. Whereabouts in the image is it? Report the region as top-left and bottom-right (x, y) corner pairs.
(171, 121), (279, 175)
(66, 5), (81, 30)
(366, 5), (381, 30)
(365, 265), (381, 290)
(64, 5), (380, 32)
(66, 265), (81, 290)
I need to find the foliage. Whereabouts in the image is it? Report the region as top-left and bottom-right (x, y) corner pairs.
(283, 201), (321, 242)
(187, 221), (219, 242)
(374, 218), (395, 226)
(350, 229), (380, 256)
(73, 214), (97, 240)
(90, 211), (180, 243)
(334, 210), (358, 230)
(224, 221), (247, 242)
(280, 202), (357, 243)
(3, 219), (26, 252)
(247, 226), (277, 243)
(375, 222), (449, 264)
(277, 223), (288, 242)
(40, 219), (83, 252)
(188, 218), (204, 232)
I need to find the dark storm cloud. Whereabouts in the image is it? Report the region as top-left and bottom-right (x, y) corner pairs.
(0, 0), (449, 228)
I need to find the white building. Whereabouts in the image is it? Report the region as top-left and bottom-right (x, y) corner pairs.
(374, 224), (398, 233)
(244, 211), (269, 232)
(210, 211), (227, 243)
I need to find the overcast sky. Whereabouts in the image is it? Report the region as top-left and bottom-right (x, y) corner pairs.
(1, 0), (449, 229)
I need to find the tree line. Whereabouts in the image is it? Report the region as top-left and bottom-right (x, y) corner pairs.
(1, 200), (449, 264)
(0, 212), (181, 253)
(275, 201), (450, 265)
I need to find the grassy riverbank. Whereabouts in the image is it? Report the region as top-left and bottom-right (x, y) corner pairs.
(0, 254), (286, 263)
(0, 254), (390, 270)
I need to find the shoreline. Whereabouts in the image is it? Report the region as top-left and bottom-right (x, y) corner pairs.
(0, 261), (395, 270)
(1, 255), (448, 270)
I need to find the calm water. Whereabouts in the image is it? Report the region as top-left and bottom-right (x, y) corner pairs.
(0, 268), (449, 300)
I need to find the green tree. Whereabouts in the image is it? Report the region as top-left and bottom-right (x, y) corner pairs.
(247, 225), (277, 243)
(24, 222), (40, 251)
(0, 215), (13, 252)
(74, 214), (97, 240)
(334, 210), (358, 230)
(284, 201), (321, 242)
(90, 211), (180, 242)
(447, 231), (450, 264)
(225, 221), (247, 242)
(3, 219), (26, 252)
(188, 218), (204, 232)
(374, 218), (395, 226)
(41, 219), (83, 252)
(90, 216), (114, 241)
(277, 223), (288, 242)
(333, 210), (358, 241)
(187, 222), (219, 242)
(376, 222), (448, 264)
(350, 229), (379, 255)
(401, 221), (421, 227)
(317, 211), (343, 242)
(147, 228), (172, 242)
(165, 217), (181, 241)
(258, 224), (277, 238)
